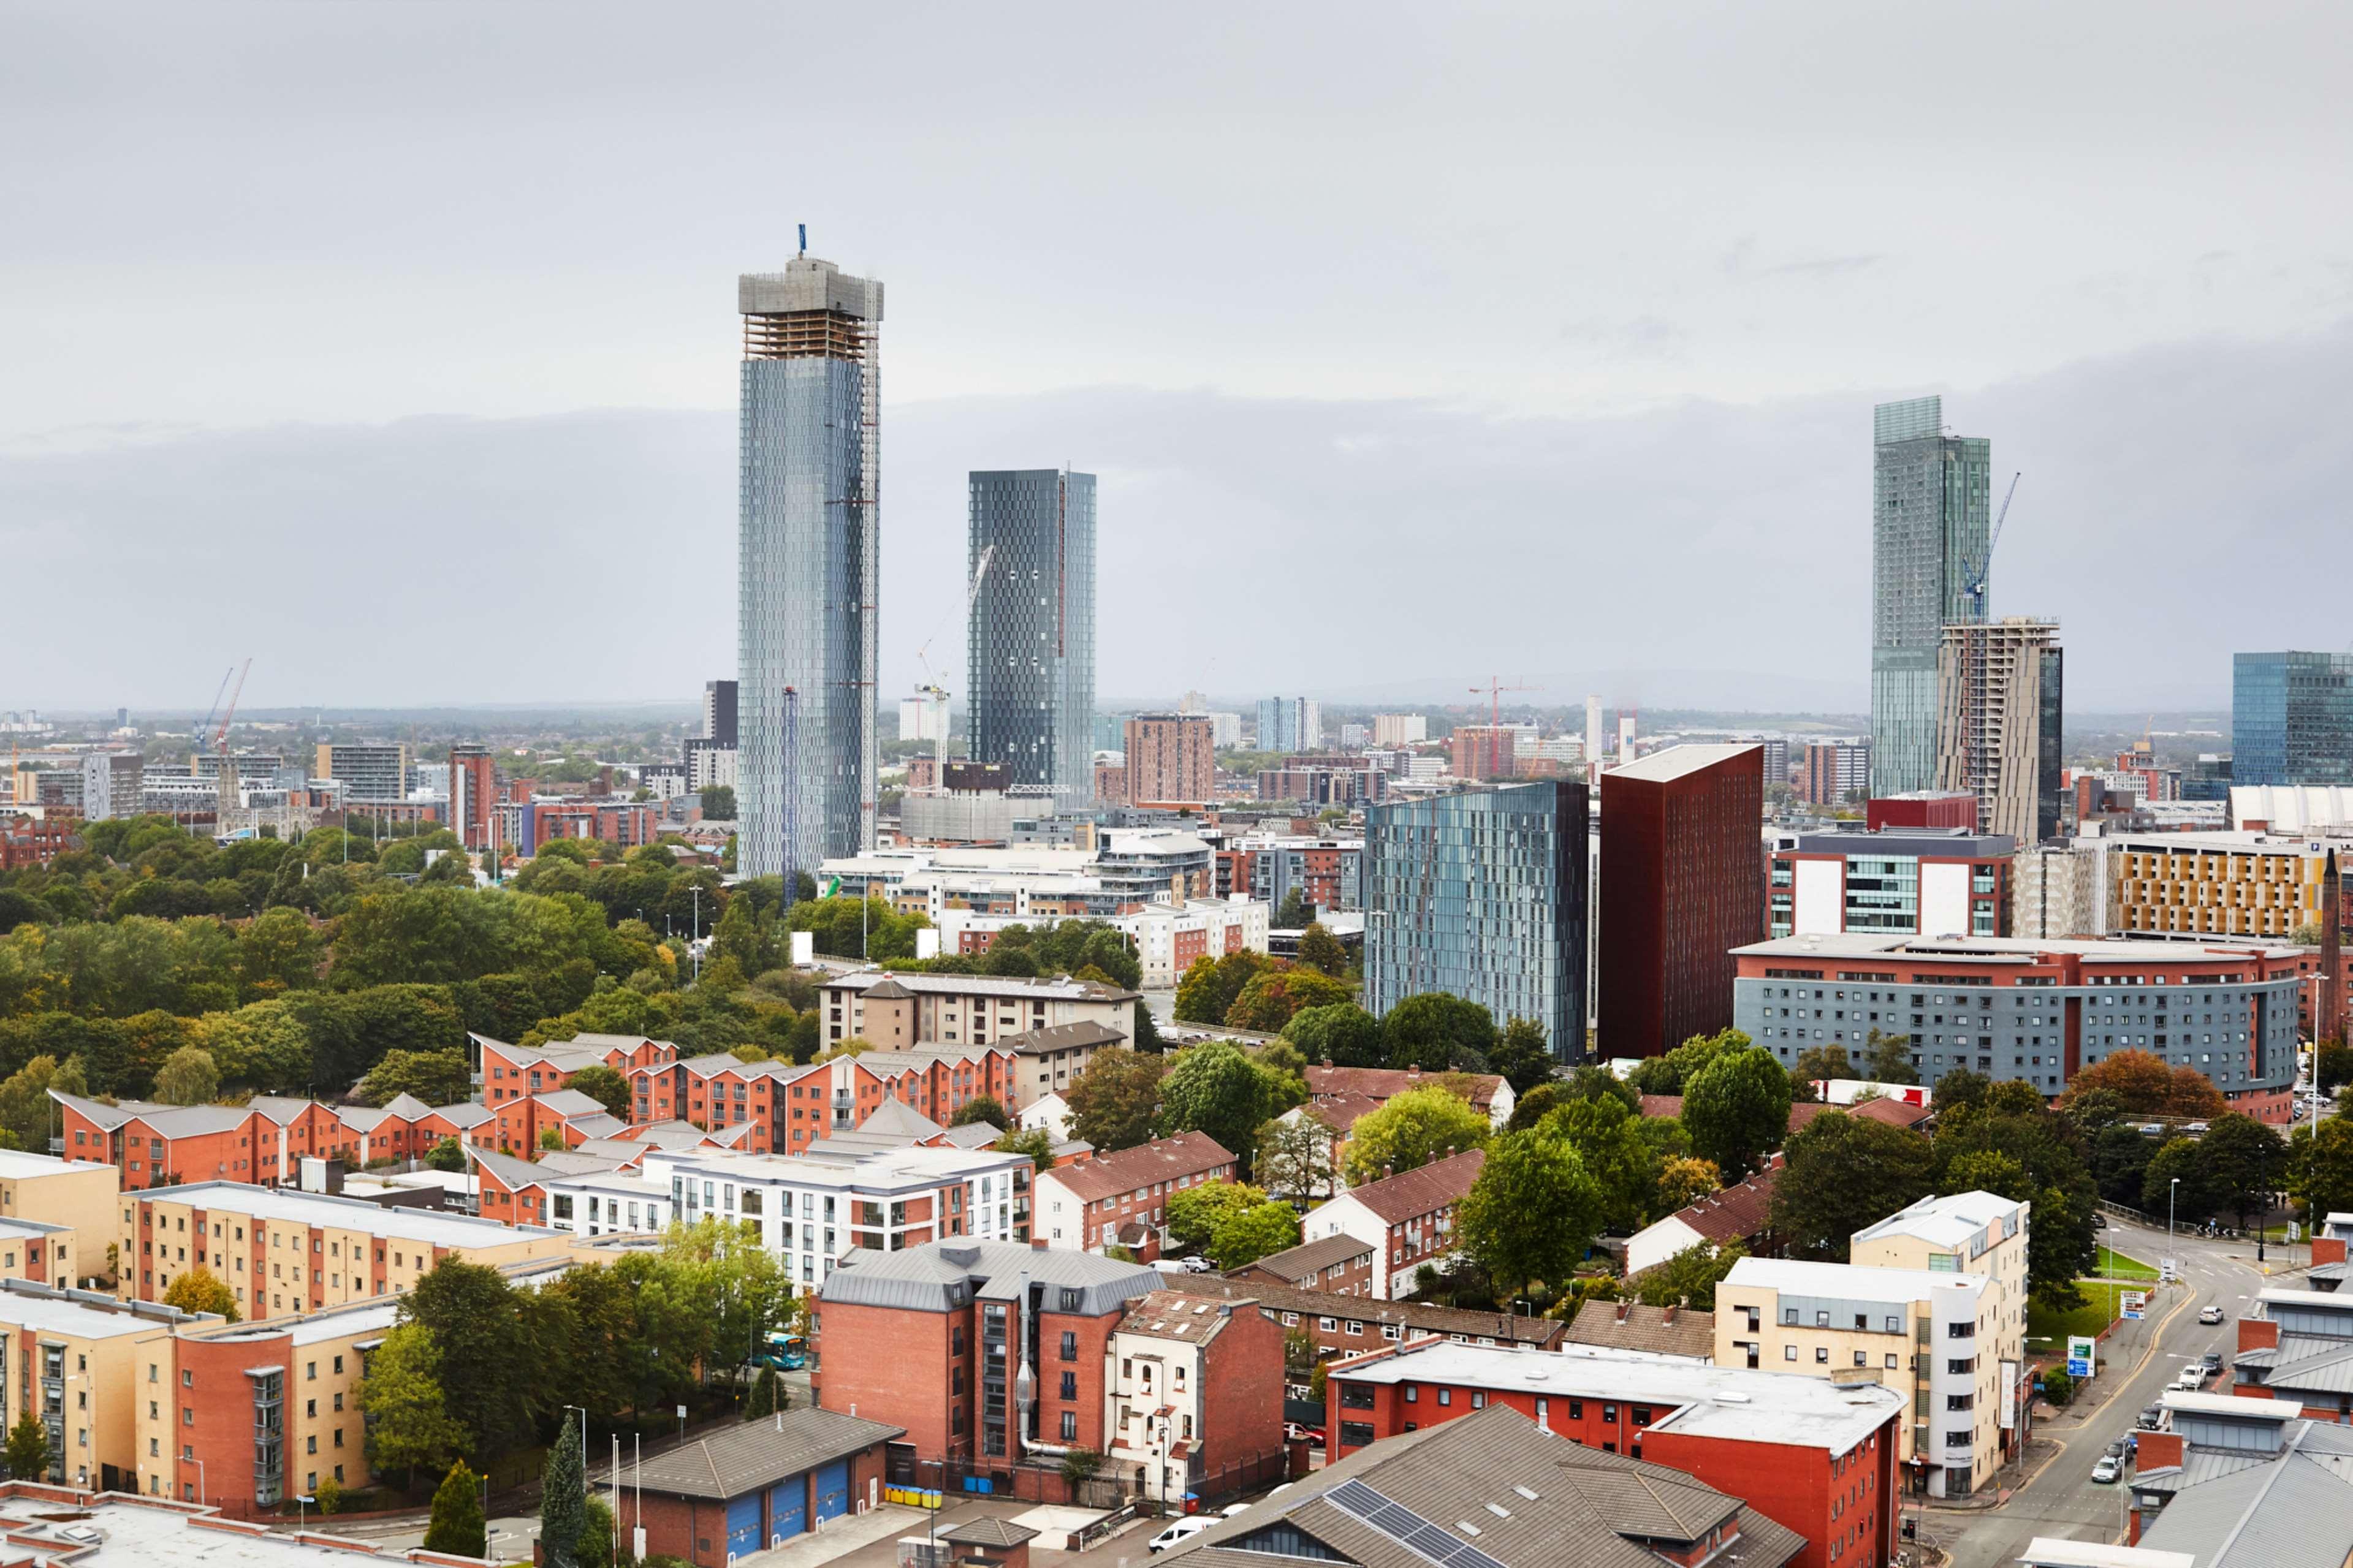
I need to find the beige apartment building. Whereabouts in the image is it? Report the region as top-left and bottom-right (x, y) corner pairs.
(1717, 1190), (2029, 1499)
(0, 1149), (122, 1289)
(0, 1281), (186, 1492)
(121, 1182), (569, 1323)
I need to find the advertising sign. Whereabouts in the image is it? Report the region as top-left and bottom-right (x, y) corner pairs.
(2066, 1335), (2096, 1379)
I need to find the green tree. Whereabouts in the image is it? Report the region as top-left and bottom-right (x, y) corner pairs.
(0, 1055), (77, 1155)
(424, 1461), (486, 1558)
(2089, 1123), (2155, 1206)
(1166, 1181), (1266, 1252)
(1225, 968), (1354, 1034)
(2194, 1113), (2288, 1230)
(161, 1266), (240, 1321)
(1787, 1043), (1853, 1098)
(1254, 1116), (1339, 1202)
(314, 1476), (344, 1515)
(746, 1366), (780, 1421)
(1457, 1127), (1602, 1305)
(1282, 1002), (1385, 1068)
(951, 1094), (1009, 1131)
(1295, 922), (1349, 978)
(1210, 1201), (1303, 1270)
(1625, 1028), (1750, 1096)
(1173, 950), (1272, 1025)
(993, 1126), (1057, 1172)
(2143, 1138), (2218, 1222)
(400, 1260), (534, 1462)
(566, 1064), (633, 1121)
(2042, 1366), (2075, 1407)
(1154, 1040), (1285, 1165)
(1537, 1094), (1661, 1235)
(1063, 1048), (1166, 1153)
(541, 1416), (586, 1568)
(1768, 1109), (1936, 1260)
(1679, 1046), (1792, 1180)
(2316, 1039), (2353, 1093)
(579, 1494), (617, 1568)
(151, 1044), (220, 1105)
(1486, 1017), (1556, 1097)
(6, 1409), (47, 1480)
(356, 1048), (474, 1109)
(699, 784), (737, 820)
(1380, 993), (1498, 1072)
(1339, 1086), (1492, 1187)
(424, 1136), (467, 1173)
(1863, 1028), (1918, 1086)
(1656, 1155), (1721, 1213)
(2289, 1118), (2353, 1225)
(358, 1322), (464, 1488)
(1634, 1241), (1747, 1312)
(1274, 888), (1310, 928)
(1933, 1091), (2099, 1309)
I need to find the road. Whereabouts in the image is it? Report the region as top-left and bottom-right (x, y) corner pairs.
(1936, 1216), (2291, 1568)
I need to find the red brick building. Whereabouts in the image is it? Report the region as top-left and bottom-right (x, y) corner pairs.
(1325, 1338), (1904, 1568)
(1866, 792), (1979, 831)
(1158, 1274), (1567, 1362)
(0, 814), (77, 870)
(1032, 1134), (1237, 1257)
(55, 1094), (359, 1192)
(1226, 1233), (1376, 1298)
(1104, 1289), (1287, 1504)
(520, 798), (658, 854)
(1304, 1065), (1515, 1129)
(1299, 1149), (1484, 1300)
(811, 1239), (1161, 1480)
(1122, 714), (1215, 806)
(1599, 743), (1765, 1057)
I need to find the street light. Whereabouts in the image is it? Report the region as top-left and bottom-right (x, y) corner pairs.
(2170, 1176), (2181, 1244)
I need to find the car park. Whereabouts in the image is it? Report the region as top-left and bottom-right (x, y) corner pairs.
(2093, 1456), (2121, 1485)
(2200, 1306), (2226, 1325)
(1150, 1520), (1218, 1553)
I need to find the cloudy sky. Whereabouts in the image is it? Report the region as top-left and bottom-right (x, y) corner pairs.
(3, 2), (2347, 714)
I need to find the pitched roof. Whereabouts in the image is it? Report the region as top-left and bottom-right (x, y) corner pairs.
(1157, 1274), (1565, 1349)
(1232, 1232), (1375, 1285)
(423, 1102), (494, 1129)
(1000, 1020), (1127, 1055)
(1562, 1301), (1717, 1360)
(1306, 1065), (1507, 1113)
(1039, 1133), (1236, 1202)
(939, 1518), (1040, 1548)
(856, 1097), (946, 1140)
(1303, 1092), (1386, 1136)
(1642, 1156), (1782, 1252)
(597, 1408), (905, 1502)
(862, 976), (915, 1001)
(1119, 1289), (1254, 1345)
(50, 1092), (251, 1138)
(1326, 1148), (1485, 1223)
(819, 1239), (1161, 1315)
(1642, 1095), (1929, 1136)
(532, 1088), (607, 1117)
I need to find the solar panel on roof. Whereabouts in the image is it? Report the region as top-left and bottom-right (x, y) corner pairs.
(1323, 1480), (1508, 1568)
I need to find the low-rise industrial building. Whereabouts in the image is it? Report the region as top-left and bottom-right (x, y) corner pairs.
(586, 1407), (905, 1567)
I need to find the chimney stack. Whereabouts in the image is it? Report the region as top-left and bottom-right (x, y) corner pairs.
(1662, 1305), (1678, 1324)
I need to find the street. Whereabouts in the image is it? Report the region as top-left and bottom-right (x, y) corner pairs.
(1934, 1214), (2293, 1568)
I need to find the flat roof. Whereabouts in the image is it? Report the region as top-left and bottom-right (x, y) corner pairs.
(0, 1149), (113, 1180)
(2162, 1390), (2304, 1419)
(2019, 1540), (2194, 1568)
(0, 1494), (450, 1566)
(1331, 1341), (1900, 1455)
(675, 1144), (1023, 1191)
(1853, 1191), (2024, 1250)
(1608, 743), (1762, 782)
(1723, 1256), (1987, 1302)
(1734, 933), (2299, 963)
(134, 1180), (561, 1249)
(0, 1284), (186, 1341)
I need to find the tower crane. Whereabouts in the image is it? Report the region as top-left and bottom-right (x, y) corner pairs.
(912, 545), (995, 790)
(211, 659), (251, 824)
(1467, 676), (1537, 779)
(1964, 472), (2022, 616)
(192, 666), (235, 762)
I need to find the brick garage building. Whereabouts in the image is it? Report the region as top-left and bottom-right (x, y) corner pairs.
(585, 1407), (903, 1566)
(1103, 1289), (1287, 1506)
(812, 1240), (1158, 1485)
(1323, 1339), (1903, 1568)
(1032, 1134), (1236, 1258)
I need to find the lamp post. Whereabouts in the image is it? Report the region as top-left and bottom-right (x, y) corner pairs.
(2169, 1176), (2181, 1246)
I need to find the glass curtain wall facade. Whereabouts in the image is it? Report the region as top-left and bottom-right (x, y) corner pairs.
(967, 469), (1097, 803)
(737, 259), (884, 880)
(2233, 652), (2353, 787)
(1362, 781), (1589, 1061)
(1871, 396), (1991, 797)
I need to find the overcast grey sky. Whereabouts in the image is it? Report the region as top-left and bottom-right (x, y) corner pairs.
(4, 2), (2348, 713)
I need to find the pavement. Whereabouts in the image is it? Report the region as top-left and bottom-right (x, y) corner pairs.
(1931, 1215), (2296, 1568)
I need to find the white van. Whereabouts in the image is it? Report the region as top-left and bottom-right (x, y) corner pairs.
(1149, 1518), (1218, 1554)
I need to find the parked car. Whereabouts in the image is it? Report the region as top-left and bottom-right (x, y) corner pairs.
(2105, 1439), (2128, 1461)
(2184, 1121), (2210, 1136)
(1284, 1422), (1326, 1444)
(2202, 1350), (2224, 1372)
(2093, 1456), (2122, 1485)
(2137, 1123), (2166, 1137)
(2199, 1306), (2226, 1325)
(2092, 1213), (2108, 1230)
(1150, 1520), (1218, 1554)
(2174, 1365), (2208, 1390)
(2140, 1403), (2165, 1428)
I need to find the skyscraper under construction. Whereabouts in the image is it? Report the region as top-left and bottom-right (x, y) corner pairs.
(736, 251), (884, 881)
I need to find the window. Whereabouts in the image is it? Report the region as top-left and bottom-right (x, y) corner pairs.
(1060, 1372), (1076, 1401)
(1339, 1422), (1375, 1449)
(1059, 1331), (1077, 1362)
(1785, 1346), (1798, 1361)
(1061, 1412), (1078, 1441)
(1339, 1384), (1375, 1410)
(1816, 1347), (1830, 1363)
(1437, 1389), (1451, 1407)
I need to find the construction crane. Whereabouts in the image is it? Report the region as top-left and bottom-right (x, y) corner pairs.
(192, 665), (235, 762)
(1468, 676), (1537, 779)
(211, 659), (251, 824)
(1964, 472), (2023, 616)
(913, 545), (996, 791)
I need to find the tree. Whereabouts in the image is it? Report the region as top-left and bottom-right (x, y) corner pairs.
(1063, 1048), (1166, 1153)
(700, 784), (737, 820)
(1680, 1047), (1792, 1180)
(746, 1366), (780, 1421)
(1933, 1092), (2099, 1309)
(1255, 1116), (1339, 1202)
(1787, 1044), (1853, 1099)
(1339, 1086), (1491, 1188)
(1155, 1041), (1285, 1165)
(6, 1408), (48, 1480)
(2143, 1138), (2219, 1222)
(951, 1095), (1009, 1131)
(541, 1416), (586, 1568)
(314, 1476), (344, 1514)
(1634, 1241), (1746, 1312)
(993, 1126), (1057, 1172)
(152, 1045), (220, 1106)
(2317, 1039), (2353, 1093)
(1274, 889), (1310, 928)
(2089, 1123), (2155, 1206)
(424, 1461), (487, 1558)
(2289, 1118), (2353, 1225)
(1486, 1017), (1556, 1097)
(2062, 1050), (2229, 1119)
(359, 1323), (464, 1488)
(355, 1048), (475, 1109)
(424, 1136), (467, 1173)
(400, 1260), (534, 1463)
(1655, 1156), (1720, 1213)
(161, 1266), (240, 1321)
(579, 1494), (617, 1568)
(1166, 1182), (1266, 1252)
(1282, 1003), (1385, 1068)
(1457, 1127), (1601, 1304)
(1769, 1110), (1935, 1260)
(0, 1055), (77, 1155)
(566, 1064), (633, 1121)
(2195, 1113), (2288, 1230)
(1863, 1028), (1918, 1086)
(1381, 993), (1499, 1072)
(1625, 1029), (1750, 1097)
(1296, 922), (1349, 978)
(1211, 1201), (1302, 1270)
(1173, 951), (1272, 1025)
(1226, 968), (1354, 1034)
(2042, 1366), (2075, 1407)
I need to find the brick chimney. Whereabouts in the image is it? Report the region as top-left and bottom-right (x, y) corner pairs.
(1662, 1305), (1679, 1324)
(1031, 1238), (1049, 1251)
(2135, 1431), (2184, 1472)
(1616, 1301), (1632, 1323)
(2315, 1236), (2347, 1268)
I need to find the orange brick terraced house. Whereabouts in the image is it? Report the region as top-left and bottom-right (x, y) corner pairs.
(1300, 1150), (1485, 1300)
(53, 1090), (501, 1189)
(1032, 1134), (1237, 1259)
(624, 1042), (1041, 1157)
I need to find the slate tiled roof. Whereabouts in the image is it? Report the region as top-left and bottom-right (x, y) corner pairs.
(1158, 1274), (1564, 1349)
(1306, 1066), (1507, 1115)
(601, 1408), (905, 1502)
(1233, 1232), (1374, 1285)
(1041, 1133), (1235, 1203)
(1334, 1149), (1484, 1223)
(1562, 1301), (1717, 1360)
(1657, 1157), (1782, 1248)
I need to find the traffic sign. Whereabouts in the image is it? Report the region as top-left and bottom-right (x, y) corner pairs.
(2121, 1291), (2147, 1320)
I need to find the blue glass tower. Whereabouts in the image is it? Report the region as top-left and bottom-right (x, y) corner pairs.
(1363, 781), (1589, 1062)
(967, 470), (1097, 803)
(737, 257), (884, 881)
(1871, 396), (1991, 797)
(2234, 651), (2353, 786)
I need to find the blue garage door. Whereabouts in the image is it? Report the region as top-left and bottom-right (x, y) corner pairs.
(816, 1458), (851, 1521)
(769, 1476), (808, 1545)
(727, 1493), (762, 1558)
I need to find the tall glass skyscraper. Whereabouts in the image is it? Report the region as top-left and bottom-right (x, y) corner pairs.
(1871, 396), (1990, 797)
(1362, 781), (1589, 1062)
(966, 469), (1097, 803)
(736, 255), (884, 881)
(2234, 651), (2353, 786)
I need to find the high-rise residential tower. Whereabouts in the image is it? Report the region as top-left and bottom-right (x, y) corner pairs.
(2233, 651), (2353, 787)
(1256, 697), (1321, 753)
(736, 253), (884, 880)
(966, 469), (1097, 801)
(1936, 618), (2064, 844)
(701, 680), (739, 748)
(1871, 396), (1991, 797)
